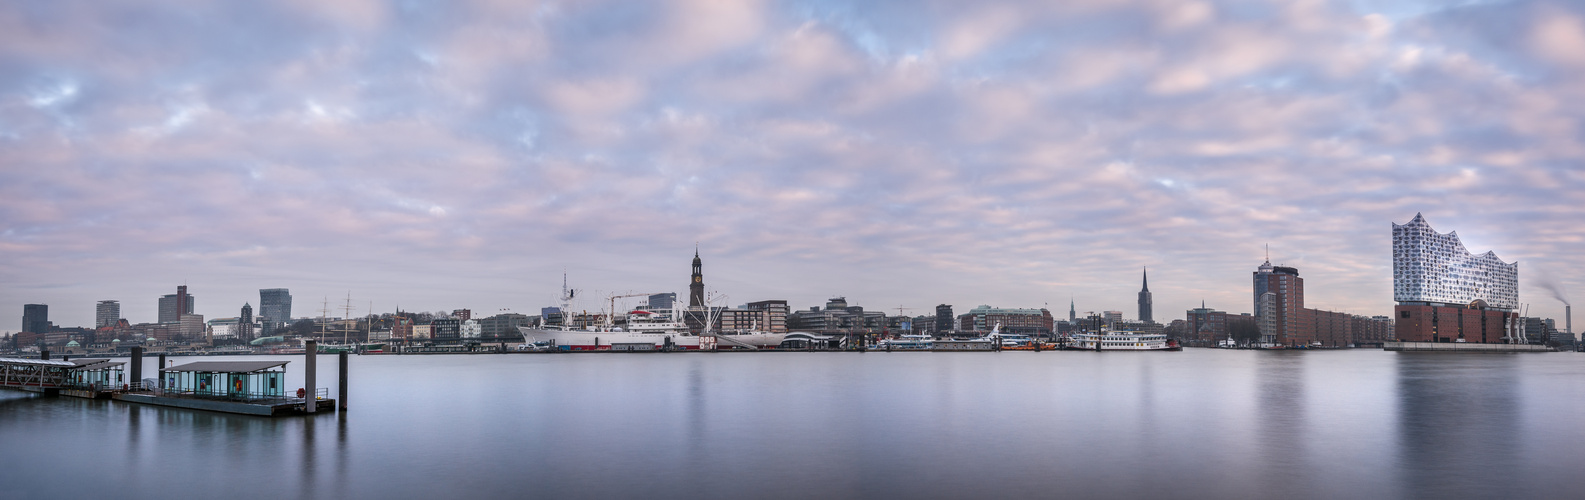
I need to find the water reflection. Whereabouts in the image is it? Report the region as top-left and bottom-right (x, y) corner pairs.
(1395, 353), (1523, 498)
(5, 351), (1583, 499)
(1254, 351), (1309, 497)
(335, 414), (349, 500)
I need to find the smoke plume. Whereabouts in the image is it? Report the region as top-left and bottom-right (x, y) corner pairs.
(1535, 275), (1571, 306)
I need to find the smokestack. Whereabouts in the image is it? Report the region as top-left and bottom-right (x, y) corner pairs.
(1568, 305), (1573, 342)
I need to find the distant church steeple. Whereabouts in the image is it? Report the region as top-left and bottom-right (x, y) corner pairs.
(689, 246), (704, 308)
(1069, 298), (1076, 322)
(1137, 267), (1154, 323)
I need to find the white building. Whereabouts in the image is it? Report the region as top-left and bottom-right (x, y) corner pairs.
(460, 319), (482, 339)
(1392, 213), (1518, 310)
(208, 318), (239, 340)
(412, 324), (432, 340)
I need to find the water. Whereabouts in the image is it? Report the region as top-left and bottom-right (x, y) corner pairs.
(4, 350), (1584, 499)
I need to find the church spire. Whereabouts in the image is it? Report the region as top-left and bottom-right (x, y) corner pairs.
(1137, 267), (1154, 323)
(689, 246), (705, 308)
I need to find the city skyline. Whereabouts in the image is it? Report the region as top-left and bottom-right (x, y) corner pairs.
(3, 1), (1583, 331)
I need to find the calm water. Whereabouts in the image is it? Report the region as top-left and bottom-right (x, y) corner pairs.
(4, 349), (1585, 499)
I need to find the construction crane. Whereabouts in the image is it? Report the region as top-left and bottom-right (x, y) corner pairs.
(604, 293), (661, 328)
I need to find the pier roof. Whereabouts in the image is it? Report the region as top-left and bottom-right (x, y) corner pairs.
(164, 361), (289, 373)
(70, 360), (125, 371)
(0, 357), (77, 367)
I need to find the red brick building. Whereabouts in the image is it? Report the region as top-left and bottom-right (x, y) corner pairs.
(1254, 262), (1305, 345)
(1394, 304), (1517, 343)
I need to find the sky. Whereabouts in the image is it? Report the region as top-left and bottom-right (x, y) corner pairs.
(2, 0), (1583, 332)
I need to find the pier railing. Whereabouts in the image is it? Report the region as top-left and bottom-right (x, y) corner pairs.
(149, 386), (328, 404)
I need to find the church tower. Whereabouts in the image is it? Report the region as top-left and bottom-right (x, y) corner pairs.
(1138, 267), (1153, 323)
(689, 247), (705, 308)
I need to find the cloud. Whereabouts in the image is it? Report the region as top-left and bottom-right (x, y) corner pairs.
(1, 0), (1583, 330)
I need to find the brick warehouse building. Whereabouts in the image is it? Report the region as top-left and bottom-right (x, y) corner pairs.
(1395, 303), (1513, 343)
(957, 305), (1055, 337)
(1391, 214), (1519, 343)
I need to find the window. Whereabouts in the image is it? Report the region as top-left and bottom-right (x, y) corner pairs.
(1400, 311), (1411, 319)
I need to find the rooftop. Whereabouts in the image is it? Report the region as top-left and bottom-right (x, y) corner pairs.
(164, 361), (289, 373)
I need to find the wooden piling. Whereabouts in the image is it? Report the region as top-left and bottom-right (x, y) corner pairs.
(305, 340), (317, 414)
(338, 351), (348, 412)
(130, 347), (142, 388)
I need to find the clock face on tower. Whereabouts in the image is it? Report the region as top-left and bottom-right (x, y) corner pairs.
(694, 276), (702, 283)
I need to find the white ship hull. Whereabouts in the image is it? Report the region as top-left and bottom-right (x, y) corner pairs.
(715, 331), (788, 348)
(518, 327), (702, 351)
(1065, 331), (1179, 351)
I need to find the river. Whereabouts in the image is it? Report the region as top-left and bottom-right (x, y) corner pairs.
(3, 349), (1583, 499)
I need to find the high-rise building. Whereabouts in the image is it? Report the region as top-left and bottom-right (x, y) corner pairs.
(158, 286), (195, 324)
(936, 304), (954, 333)
(22, 304), (48, 334)
(96, 300), (120, 328)
(259, 288), (292, 331)
(647, 293), (677, 311)
(1392, 214), (1519, 343)
(1253, 260), (1303, 345)
(1138, 267), (1153, 323)
(239, 303), (255, 341)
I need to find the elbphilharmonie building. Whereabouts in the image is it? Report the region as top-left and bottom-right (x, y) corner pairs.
(1392, 214), (1519, 343)
(1392, 213), (1518, 310)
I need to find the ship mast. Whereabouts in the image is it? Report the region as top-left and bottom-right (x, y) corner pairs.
(341, 292), (354, 345)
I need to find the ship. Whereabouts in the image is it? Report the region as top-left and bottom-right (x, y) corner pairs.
(519, 300), (703, 351)
(515, 277), (701, 350)
(1065, 328), (1180, 351)
(518, 270), (786, 351)
(875, 334), (934, 350)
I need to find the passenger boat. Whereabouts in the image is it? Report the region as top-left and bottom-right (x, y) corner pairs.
(876, 334), (934, 350)
(931, 323), (1005, 351)
(1065, 329), (1180, 351)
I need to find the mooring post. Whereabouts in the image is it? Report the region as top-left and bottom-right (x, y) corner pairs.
(338, 350), (348, 412)
(130, 347), (143, 389)
(40, 350), (50, 360)
(158, 353), (167, 391)
(305, 340), (317, 413)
